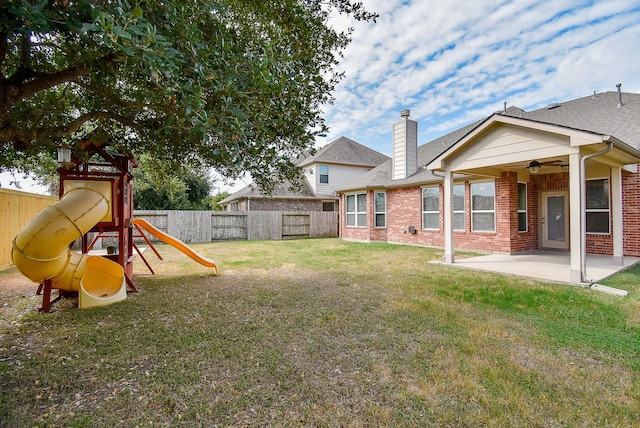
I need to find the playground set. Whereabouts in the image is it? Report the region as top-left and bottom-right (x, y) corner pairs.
(11, 141), (217, 311)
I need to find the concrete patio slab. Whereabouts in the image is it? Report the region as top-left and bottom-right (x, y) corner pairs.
(435, 252), (640, 285)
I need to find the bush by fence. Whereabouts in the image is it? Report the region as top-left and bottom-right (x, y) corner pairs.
(1, 189), (57, 268)
(133, 210), (338, 243)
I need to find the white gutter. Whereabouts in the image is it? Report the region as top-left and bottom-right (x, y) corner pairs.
(579, 141), (613, 283)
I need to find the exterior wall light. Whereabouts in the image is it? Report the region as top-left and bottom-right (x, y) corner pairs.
(528, 160), (541, 173)
(57, 144), (73, 167)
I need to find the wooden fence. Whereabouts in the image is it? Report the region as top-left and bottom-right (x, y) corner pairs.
(1, 189), (57, 268)
(3, 194), (338, 269)
(133, 210), (339, 243)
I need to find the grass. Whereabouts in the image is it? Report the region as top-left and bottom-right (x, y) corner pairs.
(1, 238), (639, 427)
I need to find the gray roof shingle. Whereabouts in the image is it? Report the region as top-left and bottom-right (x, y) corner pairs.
(218, 177), (317, 204)
(507, 91), (640, 148)
(339, 91), (640, 191)
(297, 136), (390, 167)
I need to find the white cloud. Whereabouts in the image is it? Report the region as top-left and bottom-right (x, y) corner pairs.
(320, 0), (640, 153)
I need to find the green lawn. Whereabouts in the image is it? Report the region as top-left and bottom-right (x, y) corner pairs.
(1, 239), (639, 427)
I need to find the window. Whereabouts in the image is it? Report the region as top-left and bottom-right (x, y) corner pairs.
(471, 182), (495, 232)
(518, 183), (527, 232)
(319, 165), (329, 184)
(453, 184), (465, 231)
(322, 201), (335, 211)
(422, 186), (440, 230)
(346, 193), (367, 227)
(374, 192), (386, 228)
(586, 179), (610, 234)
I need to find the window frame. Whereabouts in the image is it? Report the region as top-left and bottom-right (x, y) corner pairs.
(319, 164), (329, 184)
(322, 201), (335, 212)
(585, 178), (610, 234)
(518, 182), (527, 233)
(374, 191), (386, 228)
(453, 183), (465, 231)
(470, 181), (496, 233)
(345, 193), (367, 227)
(422, 185), (440, 230)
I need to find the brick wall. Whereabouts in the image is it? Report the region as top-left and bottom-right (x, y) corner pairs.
(341, 168), (640, 257)
(364, 178), (532, 253)
(622, 170), (640, 256)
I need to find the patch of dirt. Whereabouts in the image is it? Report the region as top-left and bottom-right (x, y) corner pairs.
(0, 268), (49, 336)
(0, 267), (38, 299)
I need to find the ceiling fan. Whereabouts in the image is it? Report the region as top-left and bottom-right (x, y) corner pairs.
(524, 159), (567, 173)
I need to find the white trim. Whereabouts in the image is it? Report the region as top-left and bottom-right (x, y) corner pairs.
(517, 182), (528, 233)
(585, 177), (610, 235)
(470, 181), (496, 233)
(374, 191), (387, 229)
(421, 185), (440, 230)
(345, 192), (367, 228)
(453, 183), (465, 231)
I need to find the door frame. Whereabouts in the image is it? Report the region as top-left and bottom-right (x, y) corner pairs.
(540, 190), (569, 250)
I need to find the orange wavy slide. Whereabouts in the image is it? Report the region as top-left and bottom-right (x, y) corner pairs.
(132, 218), (218, 274)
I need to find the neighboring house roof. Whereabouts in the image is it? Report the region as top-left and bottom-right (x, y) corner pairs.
(219, 177), (321, 204)
(220, 136), (389, 204)
(297, 136), (390, 168)
(339, 91), (640, 192)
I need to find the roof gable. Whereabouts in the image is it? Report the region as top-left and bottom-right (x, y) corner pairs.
(427, 114), (608, 171)
(297, 136), (389, 168)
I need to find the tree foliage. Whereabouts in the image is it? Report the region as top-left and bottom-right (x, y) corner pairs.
(133, 154), (216, 210)
(0, 0), (376, 192)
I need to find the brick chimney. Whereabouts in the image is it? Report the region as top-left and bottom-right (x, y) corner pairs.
(392, 109), (418, 180)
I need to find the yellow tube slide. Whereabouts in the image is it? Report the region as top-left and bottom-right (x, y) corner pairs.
(132, 218), (218, 273)
(11, 181), (126, 309)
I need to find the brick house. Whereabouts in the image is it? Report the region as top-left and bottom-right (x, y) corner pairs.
(219, 136), (389, 212)
(338, 88), (640, 283)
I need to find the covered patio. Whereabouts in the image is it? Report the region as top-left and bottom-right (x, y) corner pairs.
(427, 113), (640, 284)
(442, 251), (639, 288)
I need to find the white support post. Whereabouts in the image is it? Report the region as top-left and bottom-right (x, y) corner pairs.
(611, 166), (623, 265)
(568, 153), (582, 282)
(443, 166), (454, 263)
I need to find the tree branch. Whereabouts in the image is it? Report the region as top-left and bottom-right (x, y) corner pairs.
(73, 80), (177, 114)
(63, 110), (138, 134)
(0, 32), (7, 73)
(8, 53), (117, 104)
(0, 110), (139, 148)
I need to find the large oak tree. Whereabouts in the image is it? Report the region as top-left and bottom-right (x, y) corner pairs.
(0, 0), (376, 191)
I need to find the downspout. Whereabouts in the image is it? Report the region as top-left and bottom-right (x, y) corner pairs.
(579, 142), (613, 283)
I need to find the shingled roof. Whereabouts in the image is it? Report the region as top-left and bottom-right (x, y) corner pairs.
(506, 91), (640, 148)
(224, 176), (317, 199)
(220, 135), (389, 204)
(339, 90), (640, 192)
(297, 136), (390, 168)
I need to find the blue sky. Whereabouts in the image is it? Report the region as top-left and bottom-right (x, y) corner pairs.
(4, 0), (640, 193)
(317, 0), (640, 158)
